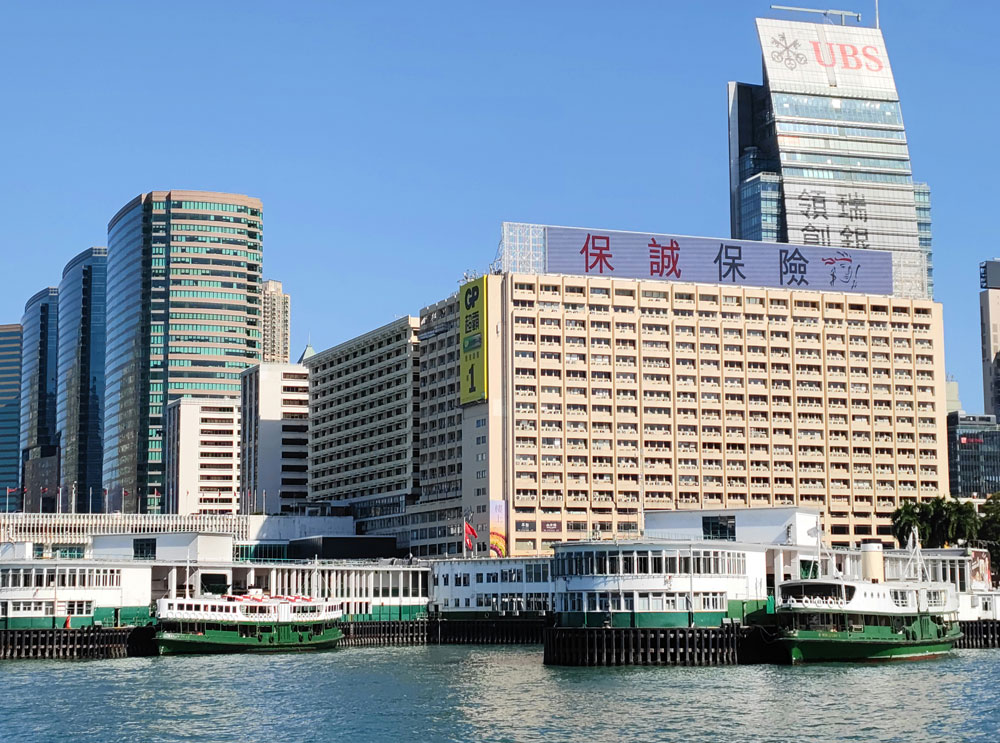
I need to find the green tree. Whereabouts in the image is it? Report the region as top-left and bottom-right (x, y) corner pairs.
(891, 501), (926, 546)
(892, 498), (980, 548)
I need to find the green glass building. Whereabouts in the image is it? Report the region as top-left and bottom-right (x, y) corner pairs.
(103, 191), (263, 513)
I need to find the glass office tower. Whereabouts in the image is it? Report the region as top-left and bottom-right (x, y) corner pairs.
(20, 287), (59, 512)
(728, 18), (933, 299)
(57, 247), (107, 512)
(103, 191), (263, 513)
(0, 323), (21, 512)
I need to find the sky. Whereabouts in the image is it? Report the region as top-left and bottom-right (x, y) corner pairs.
(0, 1), (996, 411)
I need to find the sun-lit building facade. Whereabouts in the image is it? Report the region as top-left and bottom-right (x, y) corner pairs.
(103, 191), (263, 513)
(728, 18), (933, 300)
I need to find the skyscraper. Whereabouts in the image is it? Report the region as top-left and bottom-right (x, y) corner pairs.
(57, 247), (107, 512)
(20, 287), (59, 511)
(261, 279), (291, 363)
(980, 260), (1000, 417)
(103, 191), (263, 513)
(0, 323), (21, 512)
(729, 18), (933, 299)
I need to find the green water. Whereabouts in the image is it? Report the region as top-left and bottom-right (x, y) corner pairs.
(2, 646), (998, 742)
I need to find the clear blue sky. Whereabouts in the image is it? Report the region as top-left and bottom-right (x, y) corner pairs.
(0, 1), (995, 411)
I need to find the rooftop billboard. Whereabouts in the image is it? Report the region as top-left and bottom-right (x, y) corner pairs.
(545, 226), (893, 295)
(756, 18), (898, 101)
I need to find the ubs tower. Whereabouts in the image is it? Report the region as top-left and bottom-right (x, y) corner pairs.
(57, 247), (108, 512)
(20, 288), (60, 511)
(728, 18), (933, 299)
(103, 191), (263, 513)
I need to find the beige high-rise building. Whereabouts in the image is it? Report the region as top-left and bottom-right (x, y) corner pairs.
(164, 397), (241, 515)
(460, 273), (946, 555)
(262, 279), (291, 363)
(304, 223), (948, 557)
(240, 363), (309, 514)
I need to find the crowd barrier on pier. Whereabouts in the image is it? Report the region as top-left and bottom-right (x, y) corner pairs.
(956, 620), (1000, 649)
(542, 625), (740, 666)
(0, 628), (132, 660)
(338, 618), (546, 647)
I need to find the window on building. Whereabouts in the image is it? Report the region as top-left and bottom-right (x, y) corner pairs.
(133, 538), (157, 561)
(702, 515), (736, 541)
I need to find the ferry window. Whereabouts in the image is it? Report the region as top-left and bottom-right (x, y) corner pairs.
(678, 555), (690, 574)
(611, 594), (622, 611)
(702, 515), (736, 541)
(596, 552), (607, 575)
(584, 552), (594, 575)
(133, 538), (157, 561)
(652, 554), (663, 573)
(624, 594), (634, 612)
(637, 592), (650, 611)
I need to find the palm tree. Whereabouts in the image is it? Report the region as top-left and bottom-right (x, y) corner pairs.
(892, 502), (925, 546)
(948, 500), (981, 545)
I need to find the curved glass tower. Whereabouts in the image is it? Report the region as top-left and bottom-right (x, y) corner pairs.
(57, 247), (107, 512)
(103, 191), (263, 513)
(20, 287), (59, 512)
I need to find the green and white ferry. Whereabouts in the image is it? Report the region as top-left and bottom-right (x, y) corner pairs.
(773, 541), (962, 664)
(155, 593), (344, 655)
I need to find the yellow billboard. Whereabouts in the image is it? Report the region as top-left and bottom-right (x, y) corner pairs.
(459, 277), (487, 405)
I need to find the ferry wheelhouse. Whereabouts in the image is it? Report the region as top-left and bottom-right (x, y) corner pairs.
(155, 594), (344, 655)
(773, 542), (962, 663)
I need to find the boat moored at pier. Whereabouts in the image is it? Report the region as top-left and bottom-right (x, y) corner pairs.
(154, 594), (344, 655)
(772, 540), (962, 663)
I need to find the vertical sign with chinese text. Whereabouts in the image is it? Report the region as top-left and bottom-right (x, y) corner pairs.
(459, 277), (488, 405)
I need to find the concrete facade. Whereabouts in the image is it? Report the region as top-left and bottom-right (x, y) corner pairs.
(262, 279), (291, 363)
(164, 398), (241, 515)
(305, 317), (421, 544)
(240, 363), (310, 514)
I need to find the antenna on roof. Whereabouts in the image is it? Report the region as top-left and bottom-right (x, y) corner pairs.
(770, 5), (862, 26)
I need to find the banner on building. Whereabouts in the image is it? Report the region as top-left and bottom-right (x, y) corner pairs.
(459, 277), (488, 405)
(546, 225), (892, 295)
(489, 499), (507, 557)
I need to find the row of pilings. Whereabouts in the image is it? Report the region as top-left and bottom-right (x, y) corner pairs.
(543, 625), (741, 666)
(0, 627), (133, 660)
(956, 620), (1000, 649)
(338, 618), (545, 647)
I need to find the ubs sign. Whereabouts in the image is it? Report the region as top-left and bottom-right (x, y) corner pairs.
(757, 18), (898, 98)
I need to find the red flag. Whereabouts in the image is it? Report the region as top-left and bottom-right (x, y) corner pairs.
(464, 521), (478, 551)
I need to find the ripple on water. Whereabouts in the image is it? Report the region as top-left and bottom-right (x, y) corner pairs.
(1, 647), (998, 743)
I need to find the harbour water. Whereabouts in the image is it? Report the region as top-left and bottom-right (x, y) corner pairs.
(2, 647), (999, 742)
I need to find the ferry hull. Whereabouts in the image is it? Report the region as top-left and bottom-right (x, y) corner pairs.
(156, 628), (344, 656)
(776, 636), (959, 665)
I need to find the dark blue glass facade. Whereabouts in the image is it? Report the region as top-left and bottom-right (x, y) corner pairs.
(947, 412), (1000, 498)
(104, 197), (152, 513)
(0, 323), (21, 511)
(57, 247), (107, 512)
(20, 288), (60, 512)
(104, 191), (263, 514)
